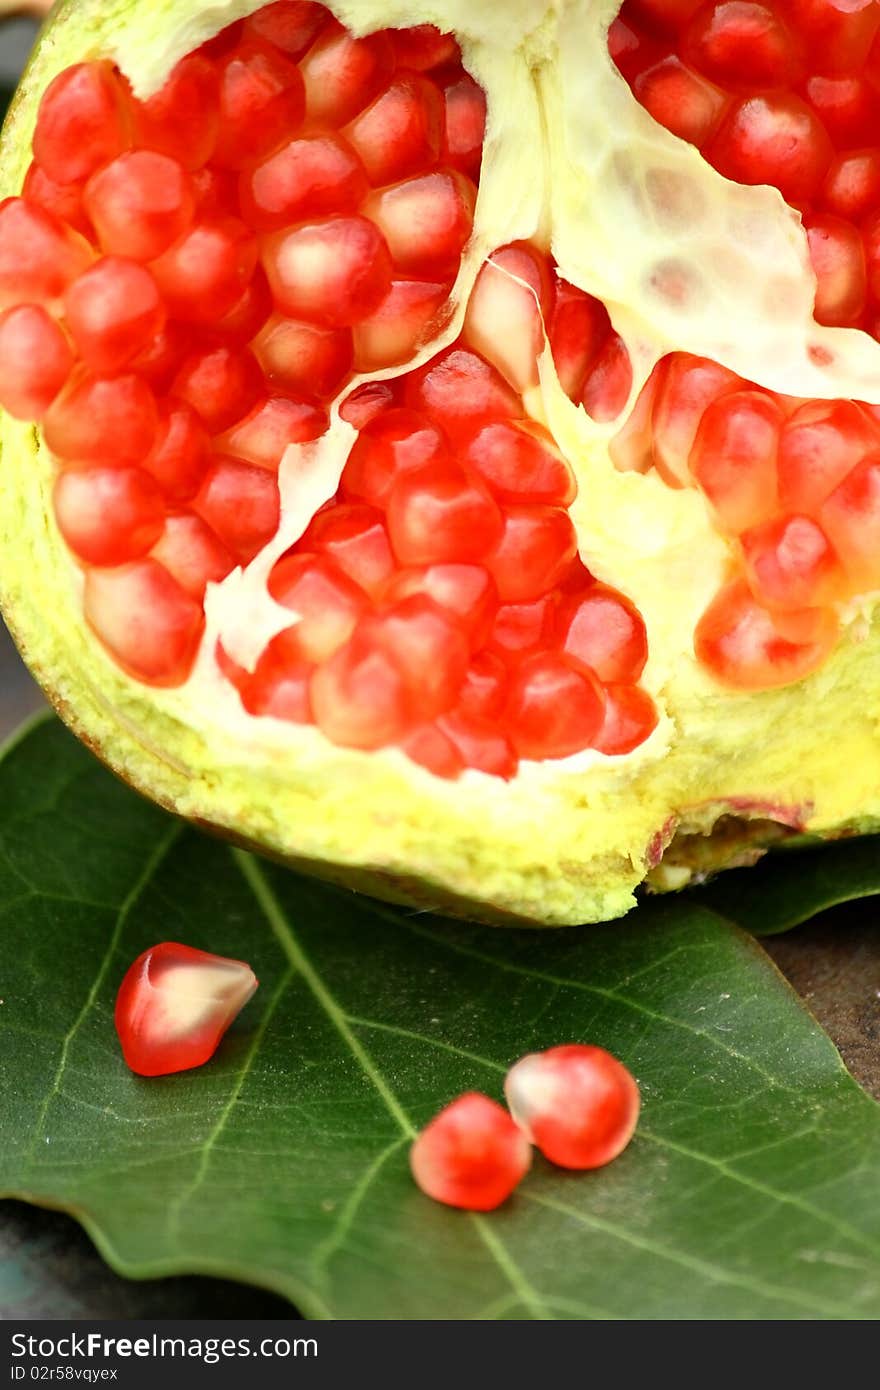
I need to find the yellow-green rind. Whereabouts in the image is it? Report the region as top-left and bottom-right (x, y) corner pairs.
(2, 0), (880, 927)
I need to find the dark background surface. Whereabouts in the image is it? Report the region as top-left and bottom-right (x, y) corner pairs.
(0, 11), (877, 1321)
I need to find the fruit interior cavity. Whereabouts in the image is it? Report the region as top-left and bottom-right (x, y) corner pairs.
(3, 0), (880, 784)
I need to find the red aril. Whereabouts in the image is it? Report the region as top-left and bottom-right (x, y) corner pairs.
(400, 724), (465, 779)
(740, 514), (844, 609)
(680, 2), (802, 89)
(389, 24), (459, 71)
(242, 631), (314, 722)
(363, 170), (476, 278)
(650, 352), (742, 487)
(819, 454), (880, 588)
(488, 596), (558, 658)
(193, 457), (281, 563)
(465, 421), (576, 506)
(486, 507), (578, 602)
(625, 0), (705, 35)
(310, 634), (413, 749)
(557, 586), (649, 683)
(694, 578), (839, 689)
(150, 513), (235, 600)
(240, 134), (368, 231)
(464, 245), (554, 393)
(777, 399), (879, 510)
(63, 257), (165, 373)
(410, 1093), (531, 1211)
(344, 72), (443, 185)
(299, 24), (394, 125)
(212, 40), (306, 169)
(706, 93), (833, 208)
(352, 278), (450, 372)
(212, 270), (273, 343)
(0, 198), (92, 309)
(23, 164), (92, 239)
(140, 401), (211, 501)
(458, 652), (508, 719)
(244, 2), (328, 58)
(304, 505), (395, 597)
(84, 151), (195, 261)
(132, 55), (220, 169)
(268, 552), (367, 661)
(593, 684), (659, 755)
(32, 61), (131, 185)
(804, 213), (867, 326)
(172, 346), (264, 434)
(366, 596), (469, 718)
(43, 370), (158, 466)
(254, 315), (353, 398)
(805, 75), (880, 149)
(149, 217), (258, 324)
(261, 216), (393, 326)
(115, 942), (258, 1077)
(690, 389), (783, 532)
(777, 0), (880, 73)
(53, 466), (164, 566)
(383, 564), (496, 643)
(403, 348), (522, 443)
(548, 281), (612, 403)
(217, 394), (328, 468)
(84, 559), (205, 686)
(504, 1044), (640, 1170)
(130, 322), (189, 392)
(439, 711), (518, 777)
(0, 305), (73, 419)
(342, 408), (447, 507)
(581, 333), (634, 423)
(505, 654), (606, 760)
(386, 460), (503, 565)
(439, 73), (486, 180)
(632, 56), (728, 149)
(338, 380), (396, 428)
(821, 148), (880, 219)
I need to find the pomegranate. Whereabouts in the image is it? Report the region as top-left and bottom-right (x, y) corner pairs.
(2, 0), (880, 925)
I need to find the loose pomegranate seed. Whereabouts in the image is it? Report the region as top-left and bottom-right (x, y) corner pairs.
(218, 394), (328, 468)
(33, 61), (131, 185)
(43, 370), (158, 466)
(593, 684), (659, 755)
(352, 278), (450, 372)
(465, 421), (576, 506)
(806, 75), (880, 149)
(650, 352), (743, 487)
(115, 941), (258, 1077)
(439, 711), (518, 778)
(85, 151), (195, 262)
(194, 457), (281, 563)
(343, 408), (448, 507)
(387, 460), (503, 565)
(0, 198), (92, 309)
(632, 56), (728, 149)
(458, 652), (508, 719)
(305, 504), (395, 597)
(150, 513), (235, 600)
(255, 314), (354, 398)
(440, 73), (486, 180)
(706, 93), (833, 208)
(140, 401), (212, 501)
(345, 72), (443, 185)
(557, 585), (649, 683)
(400, 724), (465, 779)
(804, 213), (867, 325)
(63, 257), (165, 374)
(389, 24), (459, 71)
(777, 399), (880, 510)
(299, 24), (395, 125)
(241, 631), (314, 721)
(363, 170), (476, 278)
(22, 164), (92, 238)
(505, 654), (606, 760)
(240, 134), (369, 231)
(261, 216), (393, 326)
(366, 595), (470, 717)
(212, 40), (306, 169)
(84, 560), (205, 686)
(384, 564), (496, 642)
(681, 2), (801, 89)
(172, 346), (264, 434)
(403, 348), (522, 443)
(694, 577), (839, 689)
(244, 1), (328, 58)
(149, 218), (258, 324)
(464, 246), (554, 393)
(486, 507), (578, 602)
(821, 149), (880, 220)
(310, 635), (414, 748)
(488, 596), (558, 658)
(819, 454), (880, 589)
(690, 389), (783, 532)
(410, 1093), (531, 1211)
(132, 55), (220, 170)
(505, 1044), (640, 1170)
(54, 466), (165, 566)
(0, 305), (73, 419)
(268, 552), (367, 662)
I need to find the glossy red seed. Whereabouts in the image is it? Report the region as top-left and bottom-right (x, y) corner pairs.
(694, 577), (838, 689)
(387, 460), (503, 565)
(777, 399), (880, 511)
(268, 553), (367, 662)
(212, 40), (306, 169)
(632, 56), (728, 148)
(804, 213), (867, 326)
(54, 466), (164, 565)
(217, 395), (328, 469)
(389, 24), (460, 71)
(505, 1044), (640, 1170)
(458, 652), (508, 720)
(557, 585), (649, 683)
(130, 322), (189, 392)
(439, 710), (518, 778)
(819, 454), (880, 589)
(352, 278), (450, 372)
(440, 73), (486, 180)
(0, 198), (93, 309)
(741, 514), (844, 609)
(244, 1), (328, 57)
(141, 401), (212, 501)
(84, 559), (205, 686)
(593, 684), (659, 755)
(240, 134), (368, 231)
(300, 25), (395, 125)
(403, 348), (522, 444)
(306, 504), (395, 597)
(681, 2), (802, 89)
(707, 93), (833, 208)
(150, 513), (235, 600)
(488, 595), (558, 657)
(261, 216), (393, 326)
(465, 421), (576, 506)
(255, 314), (353, 398)
(626, 0), (705, 34)
(363, 170), (476, 278)
(0, 305), (73, 419)
(194, 457), (281, 563)
(690, 389), (782, 532)
(172, 347), (263, 435)
(191, 166), (239, 217)
(777, 0), (880, 73)
(366, 595), (469, 717)
(133, 55), (220, 169)
(651, 352), (742, 486)
(241, 631), (314, 721)
(345, 73), (443, 185)
(505, 654), (606, 760)
(487, 507), (578, 602)
(43, 371), (158, 466)
(400, 724), (465, 779)
(115, 942), (258, 1077)
(384, 564), (496, 642)
(548, 281), (612, 403)
(859, 209), (880, 299)
(33, 61), (131, 186)
(410, 1093), (531, 1211)
(343, 408), (447, 507)
(85, 151), (195, 261)
(150, 218), (258, 323)
(310, 634), (413, 748)
(64, 257), (165, 373)
(339, 382), (397, 429)
(806, 75), (880, 149)
(213, 269), (273, 343)
(582, 332), (634, 422)
(821, 149), (880, 220)
(22, 164), (92, 239)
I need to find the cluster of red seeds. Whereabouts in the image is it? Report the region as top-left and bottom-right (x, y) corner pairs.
(613, 0), (880, 332)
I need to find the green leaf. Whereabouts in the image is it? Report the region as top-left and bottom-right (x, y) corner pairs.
(1, 718), (879, 1319)
(691, 836), (880, 935)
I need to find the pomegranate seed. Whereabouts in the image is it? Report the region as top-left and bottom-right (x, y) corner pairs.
(505, 1044), (640, 1170)
(268, 553), (367, 661)
(557, 585), (648, 683)
(488, 595), (558, 657)
(806, 75), (880, 149)
(706, 93), (833, 208)
(859, 209), (880, 300)
(440, 73), (486, 180)
(593, 684), (659, 755)
(366, 595), (469, 717)
(310, 635), (414, 749)
(84, 559), (205, 686)
(403, 348), (522, 444)
(23, 164), (92, 238)
(819, 454), (880, 589)
(410, 1093), (531, 1211)
(213, 269), (273, 343)
(149, 218), (258, 323)
(548, 281), (611, 402)
(632, 56), (728, 149)
(342, 408), (448, 507)
(821, 149), (880, 220)
(192, 167), (239, 217)
(198, 20), (245, 59)
(212, 40), (306, 169)
(255, 314), (353, 398)
(84, 151), (195, 262)
(486, 507), (578, 602)
(151, 513), (235, 600)
(33, 61), (131, 186)
(439, 711), (518, 778)
(261, 216), (393, 326)
(54, 466), (165, 566)
(400, 724), (465, 779)
(219, 395), (327, 468)
(778, 0), (880, 73)
(383, 564), (496, 642)
(694, 577), (838, 689)
(64, 257), (165, 373)
(582, 332), (634, 422)
(464, 245), (554, 393)
(141, 401), (212, 501)
(299, 24), (395, 125)
(344, 72), (443, 185)
(0, 198), (92, 309)
(241, 631), (314, 721)
(609, 364), (662, 473)
(626, 0), (705, 34)
(651, 352), (742, 486)
(352, 278), (450, 372)
(172, 346), (264, 434)
(194, 457), (281, 563)
(133, 55), (220, 170)
(608, 15), (660, 79)
(458, 652), (508, 719)
(339, 380), (396, 428)
(244, 2), (328, 58)
(387, 460), (503, 565)
(804, 213), (866, 326)
(0, 305), (73, 419)
(389, 24), (459, 71)
(680, 3), (802, 89)
(131, 321), (189, 392)
(240, 134), (369, 231)
(741, 514), (844, 610)
(363, 170), (476, 278)
(505, 653), (606, 760)
(115, 942), (257, 1077)
(465, 421), (576, 506)
(777, 399), (880, 510)
(305, 504), (395, 597)
(43, 370), (158, 466)
(690, 389), (782, 532)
